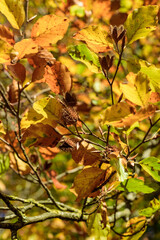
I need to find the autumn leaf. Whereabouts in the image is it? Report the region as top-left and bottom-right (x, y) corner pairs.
(139, 198), (160, 218)
(109, 104), (157, 128)
(124, 5), (159, 44)
(46, 170), (66, 189)
(7, 63), (26, 83)
(71, 140), (102, 166)
(9, 152), (30, 175)
(39, 147), (60, 160)
(31, 14), (69, 47)
(73, 25), (113, 53)
(139, 157), (160, 182)
(101, 102), (134, 125)
(0, 0), (25, 29)
(32, 60), (72, 95)
(14, 39), (39, 59)
(0, 39), (13, 63)
(0, 25), (15, 45)
(120, 72), (151, 106)
(22, 123), (62, 147)
(68, 44), (101, 73)
(72, 167), (106, 201)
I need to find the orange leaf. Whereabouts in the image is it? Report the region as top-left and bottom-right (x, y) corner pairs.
(7, 63), (26, 83)
(39, 147), (60, 160)
(72, 167), (106, 201)
(46, 170), (66, 189)
(0, 25), (15, 45)
(149, 92), (160, 103)
(31, 14), (69, 47)
(14, 39), (39, 59)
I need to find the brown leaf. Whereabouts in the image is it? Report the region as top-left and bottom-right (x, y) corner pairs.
(0, 25), (15, 45)
(31, 14), (69, 47)
(22, 123), (62, 147)
(7, 63), (26, 83)
(72, 167), (106, 201)
(8, 79), (18, 103)
(71, 140), (102, 166)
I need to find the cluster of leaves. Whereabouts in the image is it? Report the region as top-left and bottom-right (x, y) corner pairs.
(0, 0), (159, 239)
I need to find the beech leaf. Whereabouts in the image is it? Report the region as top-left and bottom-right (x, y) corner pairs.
(139, 198), (160, 217)
(68, 44), (100, 73)
(14, 39), (39, 59)
(102, 102), (133, 125)
(120, 72), (151, 106)
(0, 39), (13, 63)
(7, 63), (26, 83)
(139, 157), (160, 182)
(124, 5), (159, 44)
(0, 25), (15, 45)
(73, 25), (113, 53)
(31, 14), (69, 47)
(22, 123), (62, 147)
(0, 0), (25, 29)
(0, 154), (9, 175)
(72, 167), (106, 201)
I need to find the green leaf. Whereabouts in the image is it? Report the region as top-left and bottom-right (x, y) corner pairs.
(88, 213), (110, 240)
(0, 154), (9, 175)
(118, 178), (159, 193)
(124, 5), (159, 44)
(139, 157), (160, 182)
(70, 5), (85, 18)
(120, 72), (151, 106)
(68, 44), (100, 73)
(140, 61), (160, 92)
(0, 0), (25, 29)
(139, 198), (160, 217)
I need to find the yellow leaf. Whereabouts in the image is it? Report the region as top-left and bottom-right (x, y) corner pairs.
(31, 14), (69, 47)
(102, 102), (133, 125)
(111, 105), (157, 128)
(73, 25), (113, 53)
(72, 167), (106, 201)
(0, 0), (25, 29)
(0, 121), (6, 135)
(121, 72), (151, 106)
(0, 39), (13, 63)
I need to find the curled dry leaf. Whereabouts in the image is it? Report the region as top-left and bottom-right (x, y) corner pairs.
(31, 14), (69, 48)
(0, 25), (15, 45)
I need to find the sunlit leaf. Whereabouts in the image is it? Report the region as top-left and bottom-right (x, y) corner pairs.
(0, 121), (6, 135)
(102, 102), (133, 125)
(119, 178), (159, 193)
(110, 105), (156, 128)
(0, 0), (25, 29)
(120, 72), (151, 106)
(0, 154), (9, 175)
(14, 39), (39, 59)
(68, 44), (100, 73)
(88, 212), (110, 240)
(9, 152), (30, 175)
(72, 167), (106, 201)
(22, 123), (62, 147)
(139, 198), (160, 217)
(0, 25), (15, 45)
(122, 217), (146, 240)
(124, 5), (159, 44)
(73, 25), (113, 53)
(139, 157), (160, 182)
(140, 61), (160, 92)
(31, 14), (69, 47)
